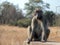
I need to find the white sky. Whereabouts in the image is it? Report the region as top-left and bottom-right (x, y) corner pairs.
(0, 0), (28, 10)
(8, 0), (28, 9)
(43, 0), (60, 13)
(0, 0), (60, 13)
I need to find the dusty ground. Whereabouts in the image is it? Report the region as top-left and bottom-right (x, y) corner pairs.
(0, 25), (60, 45)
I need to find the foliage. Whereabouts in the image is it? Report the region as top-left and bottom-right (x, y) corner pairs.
(54, 14), (60, 26)
(0, 1), (60, 27)
(17, 18), (31, 27)
(9, 18), (31, 27)
(0, 1), (24, 24)
(24, 0), (50, 16)
(9, 21), (18, 26)
(44, 11), (56, 26)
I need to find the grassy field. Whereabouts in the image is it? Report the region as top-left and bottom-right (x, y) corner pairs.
(0, 25), (60, 45)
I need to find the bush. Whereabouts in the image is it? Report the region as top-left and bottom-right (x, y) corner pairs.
(9, 20), (18, 26)
(17, 18), (31, 27)
(9, 18), (31, 27)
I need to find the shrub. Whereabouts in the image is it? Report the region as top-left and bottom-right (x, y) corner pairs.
(9, 21), (18, 26)
(17, 18), (31, 27)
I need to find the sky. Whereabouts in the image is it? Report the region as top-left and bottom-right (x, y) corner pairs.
(0, 0), (28, 9)
(43, 0), (60, 13)
(0, 0), (60, 13)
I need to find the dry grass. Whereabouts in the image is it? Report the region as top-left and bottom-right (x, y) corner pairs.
(0, 25), (27, 45)
(0, 25), (60, 45)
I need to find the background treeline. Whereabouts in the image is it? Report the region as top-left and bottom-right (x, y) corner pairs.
(0, 1), (60, 27)
(0, 1), (24, 25)
(0, 1), (31, 27)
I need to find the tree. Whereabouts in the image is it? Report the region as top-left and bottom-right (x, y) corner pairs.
(24, 0), (50, 16)
(0, 1), (24, 24)
(44, 11), (56, 26)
